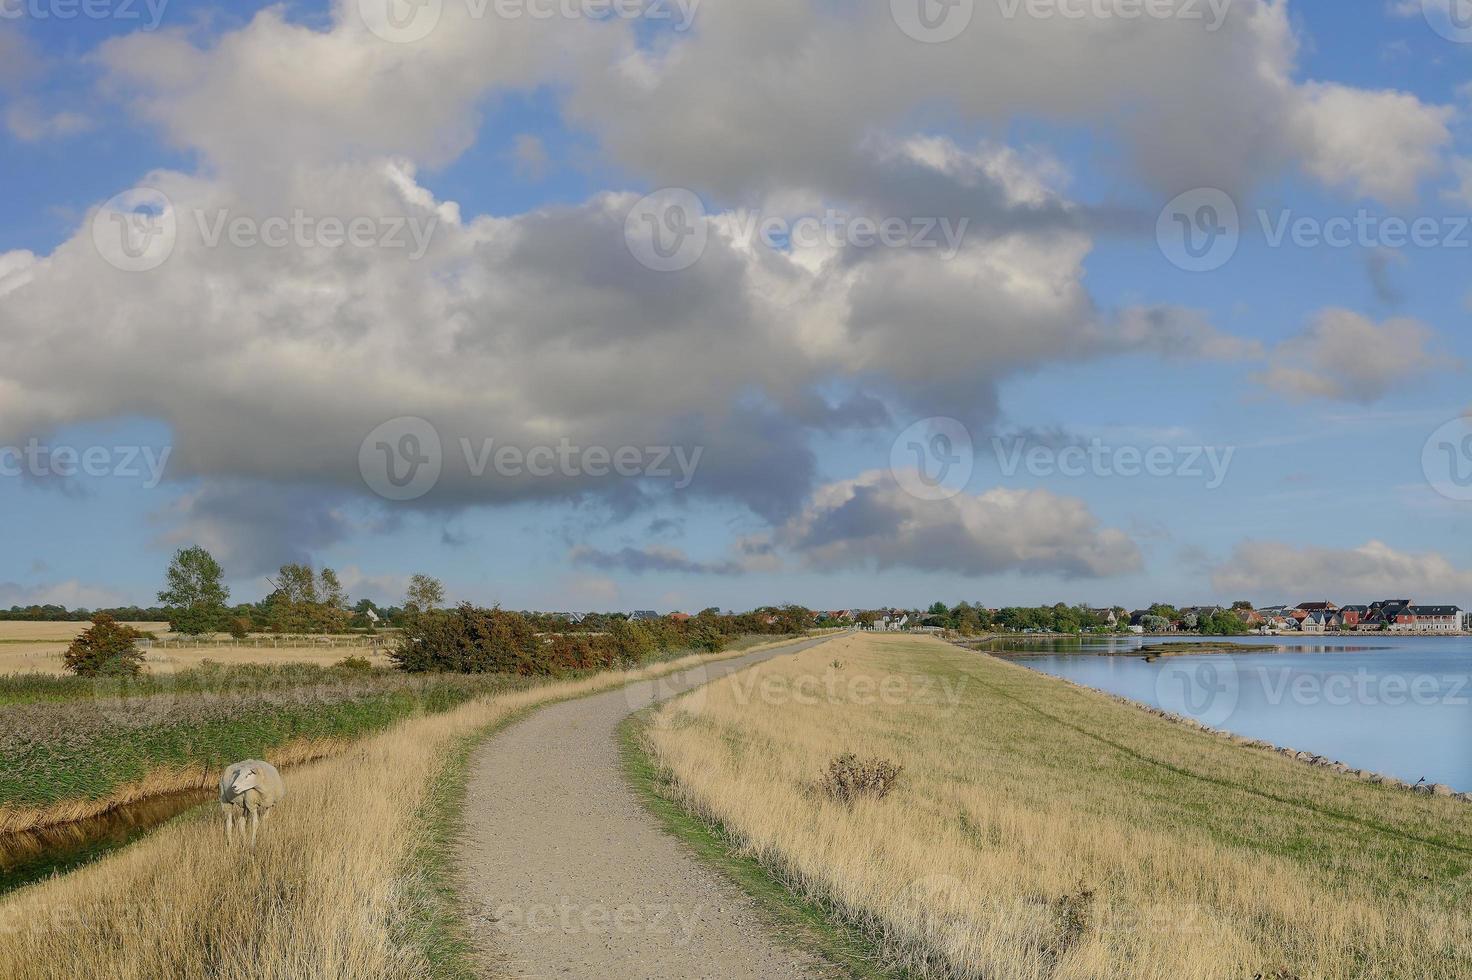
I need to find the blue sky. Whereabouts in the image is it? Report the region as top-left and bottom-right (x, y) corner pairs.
(2, 0), (1471, 613)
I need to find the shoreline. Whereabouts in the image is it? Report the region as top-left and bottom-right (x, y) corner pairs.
(961, 639), (1471, 803)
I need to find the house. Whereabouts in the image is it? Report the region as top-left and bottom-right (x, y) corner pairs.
(1295, 600), (1339, 613)
(1087, 608), (1119, 627)
(1300, 609), (1341, 633)
(1339, 605), (1369, 628)
(1235, 608), (1265, 626)
(1392, 605), (1465, 633)
(669, 612), (692, 623)
(629, 610), (661, 622)
(880, 612), (910, 631)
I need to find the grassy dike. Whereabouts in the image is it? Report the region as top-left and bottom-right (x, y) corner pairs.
(641, 632), (1472, 980)
(0, 634), (823, 979)
(620, 707), (897, 979)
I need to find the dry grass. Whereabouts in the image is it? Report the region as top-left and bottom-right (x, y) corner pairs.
(0, 637), (808, 979)
(0, 622), (172, 643)
(645, 632), (1472, 980)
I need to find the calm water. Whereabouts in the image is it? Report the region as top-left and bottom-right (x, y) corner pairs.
(1003, 635), (1472, 792)
(0, 789), (209, 895)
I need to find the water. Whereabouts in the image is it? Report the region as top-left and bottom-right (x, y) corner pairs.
(1000, 635), (1472, 792)
(0, 790), (209, 894)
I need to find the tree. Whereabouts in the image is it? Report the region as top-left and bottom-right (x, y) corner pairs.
(1231, 600), (1255, 611)
(404, 574), (446, 615)
(318, 568), (352, 633)
(266, 563), (319, 633)
(157, 546), (230, 637)
(64, 613), (147, 677)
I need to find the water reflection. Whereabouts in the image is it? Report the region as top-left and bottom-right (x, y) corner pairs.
(1, 789), (209, 894)
(995, 634), (1472, 792)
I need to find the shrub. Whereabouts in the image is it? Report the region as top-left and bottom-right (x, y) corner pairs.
(609, 619), (656, 662)
(392, 604), (545, 675)
(334, 656), (374, 672)
(819, 753), (902, 805)
(227, 617), (251, 640)
(63, 614), (147, 677)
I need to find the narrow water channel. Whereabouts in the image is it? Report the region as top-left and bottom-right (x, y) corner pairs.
(0, 789), (211, 895)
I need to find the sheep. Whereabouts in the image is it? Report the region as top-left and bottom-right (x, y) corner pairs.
(219, 759), (285, 846)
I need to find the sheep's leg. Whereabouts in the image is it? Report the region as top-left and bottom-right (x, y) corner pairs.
(250, 807), (259, 848)
(225, 811), (233, 846)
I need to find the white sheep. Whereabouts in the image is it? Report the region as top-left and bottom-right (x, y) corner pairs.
(219, 759), (285, 846)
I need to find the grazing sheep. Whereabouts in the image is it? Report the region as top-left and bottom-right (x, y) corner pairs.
(220, 759), (285, 846)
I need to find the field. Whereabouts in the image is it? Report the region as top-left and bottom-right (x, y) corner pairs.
(0, 636), (814, 980)
(644, 632), (1472, 980)
(0, 621), (395, 674)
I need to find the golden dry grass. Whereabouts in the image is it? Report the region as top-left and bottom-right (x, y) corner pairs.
(645, 632), (1472, 980)
(0, 620), (394, 675)
(0, 637), (808, 979)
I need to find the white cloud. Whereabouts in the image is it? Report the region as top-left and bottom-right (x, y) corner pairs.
(1288, 83), (1453, 202)
(1212, 540), (1472, 599)
(0, 579), (130, 610)
(1254, 309), (1449, 403)
(775, 471), (1142, 579)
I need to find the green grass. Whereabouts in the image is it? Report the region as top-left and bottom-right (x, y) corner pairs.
(619, 708), (898, 980)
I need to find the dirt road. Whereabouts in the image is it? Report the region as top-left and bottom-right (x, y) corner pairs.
(457, 636), (841, 979)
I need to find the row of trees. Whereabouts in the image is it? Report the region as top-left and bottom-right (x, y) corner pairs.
(153, 546), (449, 637)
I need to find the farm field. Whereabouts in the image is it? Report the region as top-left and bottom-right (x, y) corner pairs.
(0, 621), (395, 675)
(642, 632), (1472, 980)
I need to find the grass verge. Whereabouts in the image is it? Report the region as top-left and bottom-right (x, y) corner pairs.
(620, 707), (896, 980)
(644, 631), (1472, 980)
(0, 634), (818, 979)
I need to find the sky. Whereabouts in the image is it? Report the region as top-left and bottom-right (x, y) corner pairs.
(2, 0), (1472, 614)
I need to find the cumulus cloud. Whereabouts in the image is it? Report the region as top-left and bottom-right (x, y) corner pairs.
(1254, 309), (1448, 403)
(1211, 540), (1472, 599)
(774, 471), (1141, 579)
(1288, 83), (1452, 202)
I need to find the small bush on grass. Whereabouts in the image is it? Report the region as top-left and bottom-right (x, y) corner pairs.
(819, 753), (902, 805)
(63, 614), (147, 677)
(334, 656), (375, 672)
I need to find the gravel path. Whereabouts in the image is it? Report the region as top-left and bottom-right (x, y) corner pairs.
(457, 637), (842, 980)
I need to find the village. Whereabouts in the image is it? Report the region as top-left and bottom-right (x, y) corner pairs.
(823, 599), (1472, 636)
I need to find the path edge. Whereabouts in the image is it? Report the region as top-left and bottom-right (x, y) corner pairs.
(618, 703), (899, 980)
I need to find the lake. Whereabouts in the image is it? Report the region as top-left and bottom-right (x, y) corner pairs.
(1001, 635), (1472, 792)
